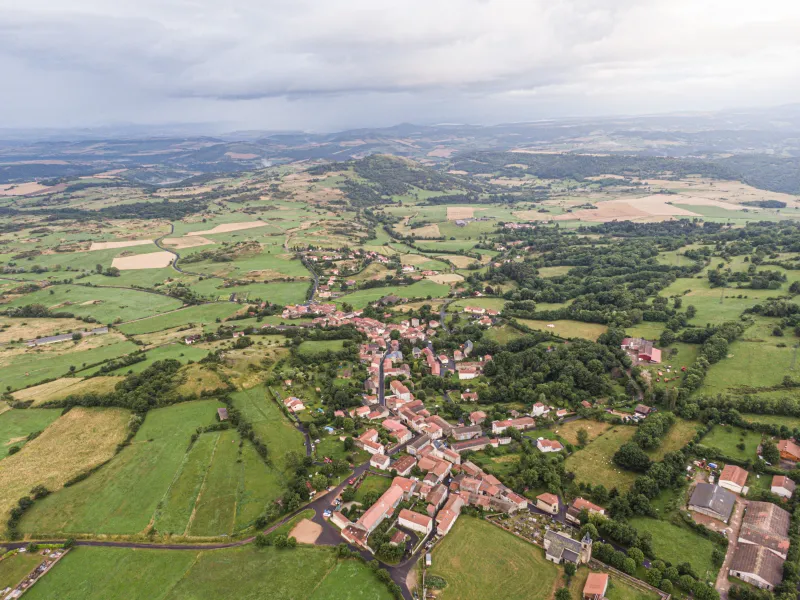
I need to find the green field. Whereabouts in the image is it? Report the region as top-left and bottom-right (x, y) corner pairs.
(565, 426), (637, 490)
(20, 400), (224, 535)
(0, 408), (61, 458)
(190, 279), (310, 305)
(230, 385), (305, 471)
(630, 517), (718, 581)
(742, 413), (800, 429)
(5, 285), (182, 323)
(483, 324), (525, 345)
(701, 425), (761, 461)
(84, 343), (210, 376)
(1, 338), (139, 391)
(569, 567), (660, 600)
(517, 318), (608, 341)
(337, 280), (450, 309)
(646, 419), (700, 461)
(24, 545), (393, 600)
(450, 297), (507, 312)
(354, 474), (392, 505)
(0, 550), (48, 590)
(118, 303), (242, 335)
(428, 516), (559, 600)
(297, 339), (346, 356)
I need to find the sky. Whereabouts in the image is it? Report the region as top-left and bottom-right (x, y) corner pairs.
(1, 0), (800, 132)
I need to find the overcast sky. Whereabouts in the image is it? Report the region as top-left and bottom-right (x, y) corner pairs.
(1, 0), (799, 131)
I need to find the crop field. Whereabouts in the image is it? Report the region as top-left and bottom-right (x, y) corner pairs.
(20, 400), (223, 536)
(630, 517), (718, 581)
(0, 316), (92, 344)
(0, 337), (138, 391)
(12, 376), (123, 406)
(564, 426), (637, 490)
(337, 280), (450, 309)
(569, 567), (659, 600)
(230, 385), (304, 471)
(428, 516), (559, 600)
(25, 545), (393, 600)
(0, 407), (61, 457)
(516, 318), (608, 341)
(0, 407), (130, 520)
(700, 424), (761, 461)
(3, 285), (183, 323)
(297, 339), (345, 356)
(646, 418), (700, 461)
(118, 303), (241, 335)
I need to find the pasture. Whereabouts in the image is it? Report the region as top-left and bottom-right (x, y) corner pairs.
(554, 419), (612, 446)
(24, 545), (393, 600)
(0, 407), (130, 520)
(336, 280), (450, 309)
(629, 517), (718, 581)
(516, 318), (608, 341)
(297, 339), (346, 356)
(20, 400), (223, 536)
(427, 516), (559, 600)
(564, 426), (637, 490)
(700, 425), (760, 461)
(0, 317), (92, 344)
(0, 407), (60, 458)
(450, 297), (507, 312)
(646, 419), (700, 461)
(118, 303), (241, 335)
(12, 376), (123, 406)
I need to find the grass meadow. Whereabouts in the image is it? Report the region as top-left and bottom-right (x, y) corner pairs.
(337, 280), (450, 309)
(564, 426), (637, 490)
(0, 407), (61, 458)
(516, 318), (608, 341)
(629, 517), (718, 581)
(700, 424), (761, 461)
(118, 303), (241, 335)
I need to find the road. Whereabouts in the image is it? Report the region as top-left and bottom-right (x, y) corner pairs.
(715, 498), (746, 600)
(378, 348), (390, 407)
(154, 223), (225, 280)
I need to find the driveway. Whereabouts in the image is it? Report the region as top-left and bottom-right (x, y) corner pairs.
(715, 498), (747, 599)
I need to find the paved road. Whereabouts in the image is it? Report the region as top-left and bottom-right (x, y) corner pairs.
(716, 498), (746, 599)
(378, 349), (390, 407)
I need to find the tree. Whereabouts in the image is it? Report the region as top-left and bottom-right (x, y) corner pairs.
(254, 533), (271, 547)
(311, 474), (327, 491)
(71, 332), (82, 341)
(627, 547), (645, 567)
(555, 588), (571, 600)
(576, 428), (589, 447)
(564, 562), (576, 577)
(686, 305), (697, 319)
(621, 557), (637, 575)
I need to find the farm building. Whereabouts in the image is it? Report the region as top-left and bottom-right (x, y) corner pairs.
(688, 483), (735, 523)
(719, 464), (749, 494)
(771, 475), (796, 499)
(583, 573), (609, 600)
(778, 439), (800, 462)
(738, 501), (791, 559)
(621, 337), (661, 363)
(730, 544), (784, 590)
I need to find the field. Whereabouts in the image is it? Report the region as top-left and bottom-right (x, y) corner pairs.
(450, 297), (507, 312)
(20, 400), (223, 536)
(297, 339), (346, 356)
(0, 407), (130, 520)
(12, 376), (123, 406)
(118, 303), (242, 335)
(646, 418), (700, 461)
(0, 407), (61, 457)
(336, 280), (450, 309)
(629, 517), (718, 580)
(0, 550), (46, 590)
(564, 426), (637, 490)
(354, 474), (392, 505)
(230, 385), (305, 471)
(3, 285), (183, 324)
(553, 419), (612, 446)
(24, 545), (393, 600)
(742, 413), (800, 429)
(427, 516), (559, 600)
(483, 324), (525, 345)
(700, 425), (761, 461)
(516, 319), (608, 341)
(85, 344), (210, 376)
(568, 567), (659, 600)
(0, 317), (93, 344)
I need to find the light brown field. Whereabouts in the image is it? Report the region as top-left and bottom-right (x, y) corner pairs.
(289, 518), (322, 544)
(0, 401), (10, 416)
(641, 178), (800, 209)
(426, 274), (464, 284)
(427, 147), (455, 158)
(111, 251), (174, 270)
(173, 363), (227, 396)
(553, 195), (701, 222)
(13, 376), (124, 406)
(442, 255), (480, 268)
(447, 170), (469, 175)
(0, 182), (52, 196)
(162, 236), (215, 249)
(447, 207), (476, 220)
(89, 239), (154, 251)
(224, 152), (259, 160)
(133, 326), (204, 347)
(511, 210), (558, 221)
(0, 317), (90, 344)
(186, 221), (268, 236)
(0, 407), (130, 518)
(400, 254), (434, 266)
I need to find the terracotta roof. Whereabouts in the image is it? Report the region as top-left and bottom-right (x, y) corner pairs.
(356, 484), (404, 532)
(583, 573), (609, 597)
(720, 464), (748, 488)
(778, 439), (800, 458)
(398, 508), (432, 529)
(537, 493), (559, 507)
(740, 501), (791, 556)
(571, 497), (603, 513)
(772, 475), (796, 492)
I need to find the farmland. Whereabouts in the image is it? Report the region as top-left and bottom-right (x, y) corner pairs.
(427, 516), (559, 600)
(700, 424), (761, 461)
(630, 517), (718, 581)
(564, 426), (638, 490)
(516, 318), (608, 341)
(118, 303), (242, 335)
(24, 545), (393, 600)
(12, 376), (123, 406)
(0, 407), (60, 457)
(336, 280), (450, 309)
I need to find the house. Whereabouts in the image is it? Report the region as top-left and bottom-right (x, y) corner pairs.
(738, 501), (791, 559)
(461, 391), (478, 402)
(634, 404), (652, 418)
(566, 498), (605, 524)
(356, 429), (386, 455)
(720, 464), (749, 494)
(772, 475), (796, 499)
(469, 411), (487, 426)
(398, 509), (433, 535)
(452, 425), (483, 441)
(217, 407), (229, 421)
(355, 484), (405, 534)
(688, 483), (736, 523)
(583, 573), (609, 600)
(390, 380), (412, 401)
(543, 530), (593, 565)
(531, 402), (551, 417)
(778, 439), (800, 462)
(392, 476), (418, 500)
(283, 397), (306, 413)
(407, 434), (432, 456)
(536, 493), (559, 515)
(491, 420), (511, 435)
(391, 455), (417, 477)
(389, 530), (408, 546)
(451, 437), (493, 454)
(537, 438), (564, 453)
(371, 454), (391, 470)
(458, 367), (479, 380)
(621, 338), (662, 363)
(730, 544), (785, 590)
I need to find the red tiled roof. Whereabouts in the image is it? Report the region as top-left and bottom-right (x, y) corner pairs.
(721, 464), (748, 488)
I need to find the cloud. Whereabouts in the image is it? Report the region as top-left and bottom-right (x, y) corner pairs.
(0, 0), (798, 129)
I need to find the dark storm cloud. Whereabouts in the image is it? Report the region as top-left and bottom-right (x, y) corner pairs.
(0, 0), (798, 129)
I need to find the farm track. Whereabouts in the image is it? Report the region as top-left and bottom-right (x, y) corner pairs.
(154, 222), (225, 281)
